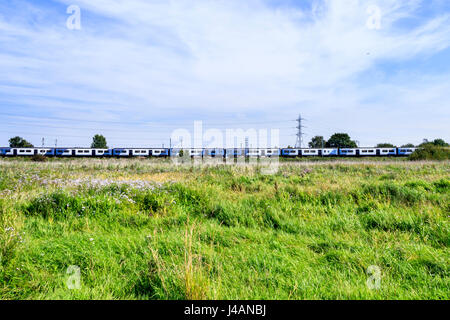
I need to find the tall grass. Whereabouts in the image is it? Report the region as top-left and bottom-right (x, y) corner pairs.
(0, 159), (448, 299)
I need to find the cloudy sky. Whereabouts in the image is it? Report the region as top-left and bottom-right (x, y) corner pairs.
(0, 0), (449, 148)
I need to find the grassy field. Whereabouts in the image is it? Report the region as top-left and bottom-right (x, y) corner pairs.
(0, 158), (448, 300)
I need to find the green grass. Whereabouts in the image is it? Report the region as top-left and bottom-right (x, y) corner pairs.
(0, 159), (449, 300)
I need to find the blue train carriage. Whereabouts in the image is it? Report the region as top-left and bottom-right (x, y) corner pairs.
(93, 149), (113, 157)
(377, 148), (397, 156)
(245, 148), (262, 158)
(357, 148), (377, 156)
(150, 148), (170, 157)
(188, 149), (204, 158)
(55, 148), (74, 156)
(0, 147), (13, 156)
(35, 148), (55, 156)
(204, 148), (224, 158)
(282, 148), (339, 157)
(54, 148), (112, 157)
(14, 148), (36, 156)
(225, 148), (245, 158)
(397, 147), (417, 156)
(301, 149), (320, 156)
(281, 148), (300, 157)
(321, 148), (339, 156)
(0, 147), (36, 156)
(72, 148), (95, 157)
(263, 148), (280, 157)
(113, 148), (131, 157)
(130, 149), (151, 157)
(339, 148), (357, 156)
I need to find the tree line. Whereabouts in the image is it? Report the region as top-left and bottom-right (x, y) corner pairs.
(307, 133), (448, 149)
(8, 135), (108, 148)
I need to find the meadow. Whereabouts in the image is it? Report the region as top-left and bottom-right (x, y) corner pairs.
(0, 158), (448, 300)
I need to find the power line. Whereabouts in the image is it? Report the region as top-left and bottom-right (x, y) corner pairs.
(0, 112), (295, 127)
(2, 121), (296, 134)
(0, 115), (297, 146)
(0, 129), (170, 142)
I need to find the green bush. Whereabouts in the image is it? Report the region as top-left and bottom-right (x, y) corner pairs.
(410, 145), (450, 161)
(24, 191), (124, 220)
(31, 154), (47, 162)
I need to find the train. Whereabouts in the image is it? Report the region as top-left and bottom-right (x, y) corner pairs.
(0, 147), (418, 158)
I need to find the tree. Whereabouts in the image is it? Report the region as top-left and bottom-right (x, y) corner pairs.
(376, 143), (396, 148)
(326, 133), (357, 148)
(309, 136), (326, 148)
(401, 143), (415, 148)
(419, 138), (449, 147)
(91, 134), (108, 149)
(9, 136), (34, 148)
(432, 139), (449, 147)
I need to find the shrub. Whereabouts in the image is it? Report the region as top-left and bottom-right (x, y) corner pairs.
(24, 191), (123, 220)
(410, 145), (450, 161)
(31, 154), (47, 162)
(360, 182), (424, 205)
(433, 179), (450, 193)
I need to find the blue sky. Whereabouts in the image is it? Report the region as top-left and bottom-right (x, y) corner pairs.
(0, 0), (449, 148)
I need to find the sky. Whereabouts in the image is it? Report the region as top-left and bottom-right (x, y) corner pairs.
(0, 0), (449, 148)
